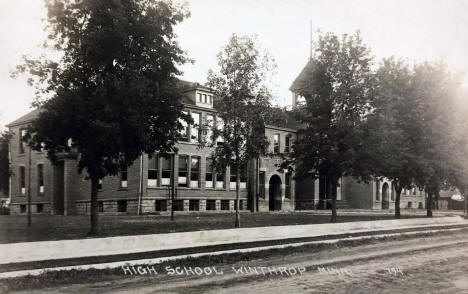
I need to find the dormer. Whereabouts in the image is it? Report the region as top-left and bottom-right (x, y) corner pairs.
(178, 80), (214, 109)
(194, 89), (214, 109)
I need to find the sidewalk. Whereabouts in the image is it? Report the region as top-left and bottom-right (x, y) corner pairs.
(1, 216), (466, 265)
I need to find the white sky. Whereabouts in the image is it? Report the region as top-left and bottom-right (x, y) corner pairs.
(1, 0), (468, 130)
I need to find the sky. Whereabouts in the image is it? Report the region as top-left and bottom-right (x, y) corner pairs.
(1, 0), (468, 130)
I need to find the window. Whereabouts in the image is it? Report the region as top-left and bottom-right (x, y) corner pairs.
(98, 201), (104, 213)
(161, 156), (172, 186)
(117, 200), (127, 212)
(190, 112), (200, 142)
(19, 129), (26, 154)
(234, 200), (244, 211)
(178, 155), (188, 187)
(38, 164), (44, 195)
(230, 163), (246, 189)
(19, 166), (26, 195)
(285, 135), (291, 153)
(20, 204), (26, 213)
(412, 188), (416, 195)
(179, 111), (189, 141)
(216, 116), (224, 145)
(273, 134), (280, 154)
(98, 179), (103, 190)
(407, 201), (412, 208)
(172, 200), (184, 211)
(120, 166), (128, 188)
(148, 154), (158, 187)
(418, 202), (423, 209)
(203, 94), (207, 104)
(209, 95), (212, 104)
(230, 164), (237, 189)
(155, 200), (167, 212)
(37, 203), (43, 213)
(216, 167), (225, 189)
(190, 157), (200, 188)
(197, 93), (202, 103)
(240, 163), (247, 189)
(206, 200), (216, 211)
(221, 200), (230, 211)
(204, 114), (214, 145)
(206, 158), (214, 188)
(189, 200), (199, 211)
(285, 173), (291, 199)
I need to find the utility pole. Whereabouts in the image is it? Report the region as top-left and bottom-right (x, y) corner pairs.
(27, 145), (32, 227)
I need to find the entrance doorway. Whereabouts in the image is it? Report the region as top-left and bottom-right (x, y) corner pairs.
(53, 161), (65, 215)
(382, 182), (390, 210)
(269, 175), (282, 211)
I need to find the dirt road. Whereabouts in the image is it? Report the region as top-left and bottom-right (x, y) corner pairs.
(15, 231), (468, 293)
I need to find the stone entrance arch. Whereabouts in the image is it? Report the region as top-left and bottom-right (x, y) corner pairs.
(382, 182), (390, 210)
(269, 175), (282, 211)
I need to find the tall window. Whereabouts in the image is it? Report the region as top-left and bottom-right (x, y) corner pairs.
(161, 156), (172, 186)
(19, 129), (26, 154)
(38, 164), (44, 194)
(229, 164), (237, 189)
(178, 155), (188, 187)
(148, 153), (158, 187)
(191, 112), (200, 143)
(206, 158), (214, 188)
(273, 134), (280, 154)
(120, 166), (128, 188)
(285, 135), (291, 153)
(19, 166), (26, 195)
(190, 157), (200, 188)
(179, 111), (189, 141)
(239, 163), (247, 189)
(204, 114), (214, 145)
(197, 93), (202, 103)
(285, 173), (291, 199)
(216, 166), (225, 189)
(203, 94), (207, 103)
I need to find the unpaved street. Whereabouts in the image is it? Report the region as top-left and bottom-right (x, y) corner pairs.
(16, 231), (468, 293)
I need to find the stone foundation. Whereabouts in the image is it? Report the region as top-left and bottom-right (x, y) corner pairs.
(9, 202), (51, 215)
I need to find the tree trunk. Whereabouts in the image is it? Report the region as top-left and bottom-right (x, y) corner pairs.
(88, 176), (99, 236)
(427, 192), (433, 217)
(394, 182), (401, 219)
(235, 160), (241, 228)
(435, 191), (439, 210)
(330, 177), (337, 223)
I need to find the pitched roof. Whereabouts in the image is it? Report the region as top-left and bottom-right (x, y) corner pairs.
(7, 108), (42, 127)
(289, 59), (317, 92)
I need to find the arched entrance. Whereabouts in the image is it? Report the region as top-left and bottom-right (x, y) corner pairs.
(382, 182), (390, 210)
(269, 175), (282, 211)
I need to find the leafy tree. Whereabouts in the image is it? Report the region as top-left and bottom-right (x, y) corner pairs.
(15, 0), (191, 235)
(206, 34), (275, 227)
(368, 57), (423, 218)
(287, 32), (375, 222)
(0, 130), (12, 196)
(411, 62), (463, 216)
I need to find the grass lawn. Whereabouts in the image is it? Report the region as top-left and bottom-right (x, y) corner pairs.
(0, 212), (421, 244)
